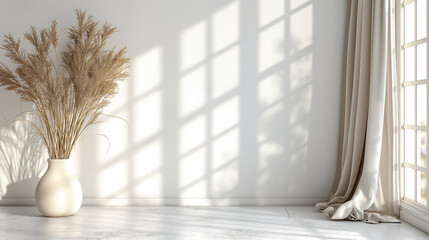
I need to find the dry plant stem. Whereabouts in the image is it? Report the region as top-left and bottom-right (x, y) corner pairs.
(0, 9), (130, 159)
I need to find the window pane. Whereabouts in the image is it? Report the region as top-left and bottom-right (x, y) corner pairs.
(417, 43), (427, 81)
(405, 167), (416, 200)
(405, 129), (416, 164)
(417, 171), (427, 204)
(417, 0), (427, 40)
(401, 85), (405, 124)
(401, 127), (405, 162)
(417, 130), (427, 167)
(401, 158), (405, 198)
(400, 48), (405, 84)
(405, 46), (415, 82)
(405, 1), (416, 43)
(405, 86), (416, 125)
(417, 84), (427, 126)
(401, 6), (405, 44)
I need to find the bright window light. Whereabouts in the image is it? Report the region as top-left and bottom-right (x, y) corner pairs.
(401, 0), (428, 207)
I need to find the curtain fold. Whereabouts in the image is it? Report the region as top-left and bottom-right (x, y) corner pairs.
(316, 0), (400, 223)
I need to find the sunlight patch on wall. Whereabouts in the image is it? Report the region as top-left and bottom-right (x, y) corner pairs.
(289, 53), (313, 124)
(258, 0), (285, 27)
(289, 0), (310, 11)
(179, 115), (207, 155)
(211, 46), (239, 99)
(133, 91), (162, 142)
(289, 144), (308, 166)
(211, 161), (239, 196)
(179, 147), (207, 197)
(211, 153), (239, 197)
(211, 128), (239, 170)
(289, 84), (313, 125)
(288, 50), (312, 165)
(179, 66), (207, 117)
(289, 3), (312, 55)
(99, 160), (127, 197)
(258, 21), (285, 72)
(133, 140), (162, 197)
(258, 102), (284, 143)
(211, 1), (239, 53)
(289, 123), (309, 153)
(257, 140), (283, 188)
(97, 117), (129, 158)
(211, 96), (239, 136)
(289, 53), (312, 92)
(180, 21), (207, 71)
(133, 46), (163, 96)
(258, 70), (284, 107)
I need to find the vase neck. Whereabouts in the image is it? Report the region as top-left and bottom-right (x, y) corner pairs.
(47, 159), (71, 172)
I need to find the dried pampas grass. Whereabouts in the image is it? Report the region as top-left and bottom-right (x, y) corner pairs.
(0, 10), (130, 159)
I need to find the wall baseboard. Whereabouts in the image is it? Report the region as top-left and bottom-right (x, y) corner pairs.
(0, 197), (327, 206)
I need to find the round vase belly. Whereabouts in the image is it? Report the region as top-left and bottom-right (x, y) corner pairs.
(35, 159), (82, 217)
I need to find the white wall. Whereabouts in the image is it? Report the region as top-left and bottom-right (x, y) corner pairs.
(0, 0), (347, 205)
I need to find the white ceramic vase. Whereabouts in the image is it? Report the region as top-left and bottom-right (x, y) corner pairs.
(35, 159), (82, 217)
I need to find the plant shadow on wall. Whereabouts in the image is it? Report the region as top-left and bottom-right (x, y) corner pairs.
(0, 94), (46, 204)
(69, 0), (341, 203)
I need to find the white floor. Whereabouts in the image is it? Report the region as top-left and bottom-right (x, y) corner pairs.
(0, 206), (427, 240)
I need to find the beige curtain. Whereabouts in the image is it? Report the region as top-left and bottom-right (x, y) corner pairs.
(316, 0), (400, 223)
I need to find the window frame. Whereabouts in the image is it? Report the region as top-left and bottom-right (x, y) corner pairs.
(398, 0), (429, 221)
